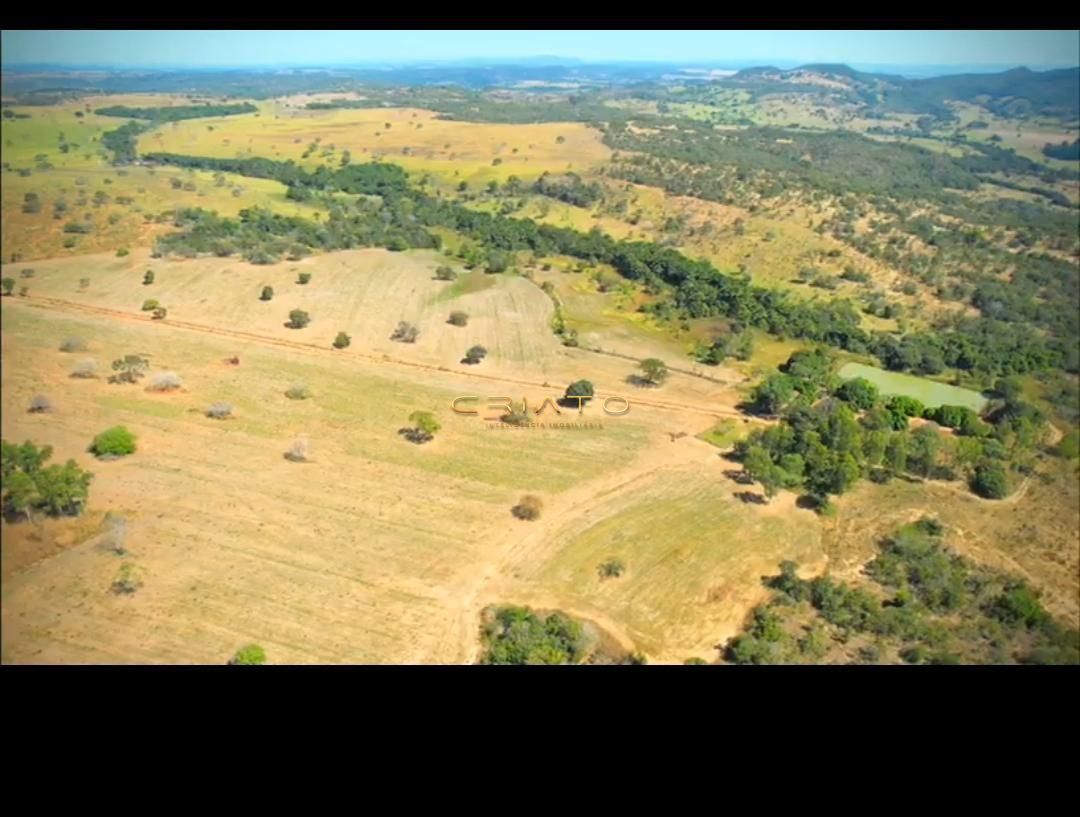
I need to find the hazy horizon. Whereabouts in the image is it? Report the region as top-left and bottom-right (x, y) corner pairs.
(2, 30), (1077, 71)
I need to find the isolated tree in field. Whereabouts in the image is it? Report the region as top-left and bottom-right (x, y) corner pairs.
(143, 270), (154, 285)
(401, 411), (440, 444)
(205, 402), (233, 420)
(390, 321), (419, 343)
(287, 309), (311, 329)
(148, 372), (182, 392)
(71, 359), (98, 379)
(463, 345), (487, 365)
(333, 331), (351, 349)
(599, 558), (625, 578)
(260, 285), (274, 301)
(297, 272), (311, 285)
(512, 495), (543, 521)
(448, 311), (468, 327)
(141, 299), (160, 311)
(640, 358), (669, 386)
(1, 278), (14, 296)
(435, 265), (457, 281)
(563, 380), (595, 407)
(28, 394), (53, 413)
(111, 355), (149, 384)
(59, 337), (87, 352)
(285, 382), (311, 400)
(230, 644), (267, 665)
(285, 437), (310, 462)
(90, 426), (136, 458)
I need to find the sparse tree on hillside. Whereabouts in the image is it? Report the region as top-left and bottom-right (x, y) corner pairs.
(463, 345), (487, 365)
(448, 311), (468, 327)
(333, 331), (351, 349)
(260, 285), (274, 301)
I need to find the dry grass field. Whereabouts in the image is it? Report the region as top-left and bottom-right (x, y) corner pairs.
(2, 94), (1077, 664)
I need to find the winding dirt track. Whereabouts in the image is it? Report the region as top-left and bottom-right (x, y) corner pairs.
(19, 294), (755, 421)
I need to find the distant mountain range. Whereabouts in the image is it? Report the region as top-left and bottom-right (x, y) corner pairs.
(2, 60), (1077, 120)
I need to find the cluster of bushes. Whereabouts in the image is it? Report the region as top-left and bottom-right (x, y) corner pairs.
(725, 520), (1079, 665)
(95, 103), (258, 122)
(1, 440), (94, 520)
(480, 606), (586, 665)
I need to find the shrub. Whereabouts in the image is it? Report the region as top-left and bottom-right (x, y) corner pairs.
(79, 278), (90, 289)
(59, 337), (87, 352)
(116, 248), (129, 257)
(390, 321), (419, 343)
(111, 563), (142, 595)
(297, 272), (311, 285)
(71, 359), (98, 379)
(401, 411), (440, 444)
(463, 345), (488, 365)
(287, 309), (311, 329)
(141, 299), (160, 311)
(259, 285), (274, 301)
(501, 410), (530, 426)
(512, 495), (543, 521)
(20, 268), (35, 279)
(148, 371), (182, 392)
(285, 382), (311, 400)
(90, 426), (137, 457)
(435, 265), (457, 281)
(143, 270), (154, 285)
(448, 311), (468, 327)
(230, 644), (267, 666)
(206, 402), (233, 419)
(333, 331), (351, 349)
(971, 460), (1011, 499)
(18, 285), (29, 297)
(285, 437), (310, 462)
(111, 354), (149, 383)
(599, 558), (626, 578)
(28, 394), (53, 413)
(1, 278), (14, 296)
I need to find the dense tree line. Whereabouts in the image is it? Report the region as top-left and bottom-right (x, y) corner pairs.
(532, 172), (603, 207)
(725, 520), (1079, 665)
(101, 121), (147, 164)
(94, 103), (258, 121)
(145, 152), (1074, 377)
(735, 349), (1048, 508)
(1042, 139), (1080, 161)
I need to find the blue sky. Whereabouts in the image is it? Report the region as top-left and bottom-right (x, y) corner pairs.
(2, 30), (1077, 69)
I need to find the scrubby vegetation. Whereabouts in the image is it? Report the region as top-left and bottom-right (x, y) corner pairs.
(724, 520), (1079, 665)
(90, 426), (137, 458)
(481, 606), (586, 665)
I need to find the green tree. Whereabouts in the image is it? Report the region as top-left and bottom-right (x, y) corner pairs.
(435, 265), (457, 281)
(297, 272), (311, 285)
(333, 331), (351, 349)
(564, 380), (595, 407)
(971, 460), (1011, 499)
(448, 310), (468, 327)
(287, 309), (311, 329)
(835, 377), (879, 410)
(230, 644), (267, 665)
(1, 278), (14, 296)
(111, 354), (149, 383)
(259, 285), (274, 301)
(405, 411), (440, 443)
(640, 358), (669, 385)
(743, 445), (784, 502)
(908, 425), (941, 478)
(91, 426), (137, 458)
(143, 270), (154, 285)
(750, 374), (795, 415)
(463, 345), (487, 365)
